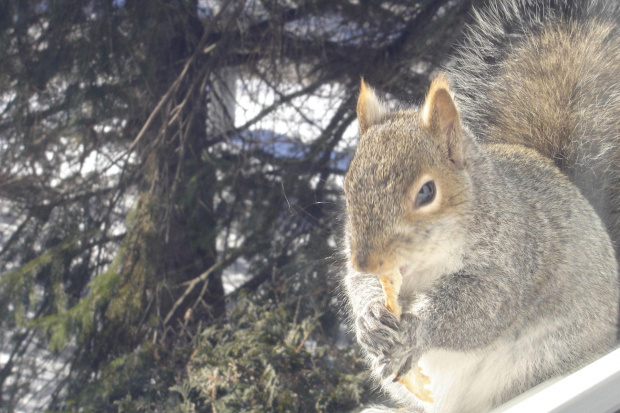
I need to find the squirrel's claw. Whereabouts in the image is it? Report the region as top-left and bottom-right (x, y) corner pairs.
(379, 348), (409, 380)
(394, 354), (414, 381)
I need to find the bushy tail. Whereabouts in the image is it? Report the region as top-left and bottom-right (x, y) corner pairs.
(448, 0), (620, 260)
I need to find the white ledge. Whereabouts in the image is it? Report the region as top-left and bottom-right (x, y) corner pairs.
(492, 346), (620, 413)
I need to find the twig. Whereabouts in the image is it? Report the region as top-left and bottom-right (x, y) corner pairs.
(163, 250), (243, 325)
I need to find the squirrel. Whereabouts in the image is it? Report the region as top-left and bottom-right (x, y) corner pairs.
(341, 1), (620, 412)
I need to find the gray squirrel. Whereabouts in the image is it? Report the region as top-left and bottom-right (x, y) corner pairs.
(341, 1), (620, 412)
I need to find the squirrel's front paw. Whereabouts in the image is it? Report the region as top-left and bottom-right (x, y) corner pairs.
(356, 301), (401, 359)
(381, 313), (421, 379)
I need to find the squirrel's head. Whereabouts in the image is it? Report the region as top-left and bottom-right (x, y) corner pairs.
(344, 75), (473, 277)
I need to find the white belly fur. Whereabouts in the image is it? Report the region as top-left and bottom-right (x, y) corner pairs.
(417, 345), (515, 413)
(379, 319), (563, 413)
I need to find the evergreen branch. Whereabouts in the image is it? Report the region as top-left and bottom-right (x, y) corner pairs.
(163, 249), (245, 325)
(126, 35), (211, 155)
(126, 0), (239, 155)
(205, 79), (326, 146)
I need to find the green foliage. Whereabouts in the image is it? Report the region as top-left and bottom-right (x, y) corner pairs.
(0, 232), (91, 328)
(29, 198), (159, 353)
(61, 340), (183, 413)
(186, 291), (368, 413)
(32, 256), (121, 352)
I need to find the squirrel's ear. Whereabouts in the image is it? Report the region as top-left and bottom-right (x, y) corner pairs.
(422, 74), (466, 168)
(357, 78), (388, 135)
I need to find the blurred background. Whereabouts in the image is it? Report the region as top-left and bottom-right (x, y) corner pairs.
(0, 1), (483, 411)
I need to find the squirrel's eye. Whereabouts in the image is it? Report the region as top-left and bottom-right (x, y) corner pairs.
(416, 181), (436, 207)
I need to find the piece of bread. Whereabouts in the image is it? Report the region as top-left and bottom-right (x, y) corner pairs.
(379, 274), (402, 319)
(379, 271), (434, 403)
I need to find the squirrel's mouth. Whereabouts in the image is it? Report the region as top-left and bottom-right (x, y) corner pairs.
(399, 265), (410, 276)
